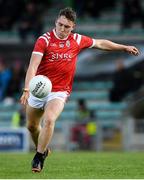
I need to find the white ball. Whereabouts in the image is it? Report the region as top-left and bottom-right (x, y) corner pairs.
(29, 75), (52, 98)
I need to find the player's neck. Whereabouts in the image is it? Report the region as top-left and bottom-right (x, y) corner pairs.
(53, 29), (69, 40)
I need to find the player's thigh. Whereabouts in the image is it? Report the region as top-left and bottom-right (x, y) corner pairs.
(26, 104), (44, 127)
(44, 99), (65, 122)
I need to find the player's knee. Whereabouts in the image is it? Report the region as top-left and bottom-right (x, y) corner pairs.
(44, 117), (55, 128)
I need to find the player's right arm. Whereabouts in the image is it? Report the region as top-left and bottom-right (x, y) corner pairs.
(20, 34), (49, 105)
(20, 53), (42, 105)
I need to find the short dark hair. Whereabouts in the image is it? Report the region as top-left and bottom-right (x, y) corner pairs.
(58, 7), (77, 23)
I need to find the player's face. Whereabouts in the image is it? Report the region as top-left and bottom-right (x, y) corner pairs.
(55, 15), (75, 39)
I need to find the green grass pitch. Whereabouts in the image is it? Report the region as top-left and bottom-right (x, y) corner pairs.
(0, 151), (144, 179)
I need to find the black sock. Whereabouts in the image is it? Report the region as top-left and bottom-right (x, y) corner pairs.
(35, 152), (44, 159)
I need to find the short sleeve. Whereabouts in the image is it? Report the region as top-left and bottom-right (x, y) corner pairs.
(32, 37), (47, 56)
(79, 35), (95, 49)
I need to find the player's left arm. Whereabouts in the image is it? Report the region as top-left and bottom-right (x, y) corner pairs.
(93, 39), (140, 56)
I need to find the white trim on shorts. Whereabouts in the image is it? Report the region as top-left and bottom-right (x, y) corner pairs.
(28, 91), (69, 109)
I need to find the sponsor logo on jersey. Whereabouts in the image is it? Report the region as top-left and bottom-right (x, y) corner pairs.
(59, 42), (64, 48)
(48, 52), (73, 61)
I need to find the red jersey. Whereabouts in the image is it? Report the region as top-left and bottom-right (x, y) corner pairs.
(33, 29), (95, 94)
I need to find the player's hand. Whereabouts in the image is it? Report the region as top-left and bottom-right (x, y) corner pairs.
(125, 46), (140, 56)
(20, 91), (29, 105)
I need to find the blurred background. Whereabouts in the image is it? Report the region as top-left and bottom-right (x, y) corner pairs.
(0, 0), (144, 152)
